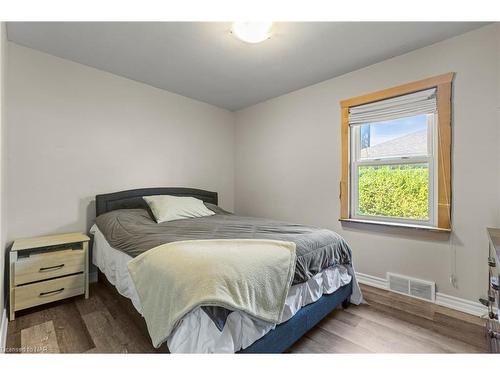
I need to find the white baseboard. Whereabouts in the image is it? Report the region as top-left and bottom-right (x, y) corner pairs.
(356, 272), (387, 289)
(355, 272), (487, 317)
(435, 292), (487, 317)
(0, 308), (7, 353)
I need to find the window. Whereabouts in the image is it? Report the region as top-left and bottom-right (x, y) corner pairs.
(351, 113), (436, 225)
(340, 74), (453, 231)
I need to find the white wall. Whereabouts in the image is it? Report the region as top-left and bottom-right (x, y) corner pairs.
(6, 43), (235, 242)
(498, 25), (500, 226)
(0, 23), (6, 322)
(235, 24), (500, 302)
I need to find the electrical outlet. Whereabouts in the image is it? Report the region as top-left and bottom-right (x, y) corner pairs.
(450, 274), (458, 288)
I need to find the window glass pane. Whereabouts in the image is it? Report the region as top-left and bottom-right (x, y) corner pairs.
(359, 114), (428, 159)
(357, 163), (429, 221)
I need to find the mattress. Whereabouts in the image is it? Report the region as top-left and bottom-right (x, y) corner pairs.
(90, 225), (355, 353)
(94, 206), (353, 285)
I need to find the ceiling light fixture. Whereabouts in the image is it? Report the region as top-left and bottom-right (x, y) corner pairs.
(231, 22), (273, 44)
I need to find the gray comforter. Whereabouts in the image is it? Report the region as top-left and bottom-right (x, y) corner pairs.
(95, 204), (353, 285)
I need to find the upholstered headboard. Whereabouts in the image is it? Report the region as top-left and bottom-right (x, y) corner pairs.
(95, 187), (218, 217)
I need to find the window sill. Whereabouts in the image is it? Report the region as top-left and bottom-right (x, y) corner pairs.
(339, 218), (451, 233)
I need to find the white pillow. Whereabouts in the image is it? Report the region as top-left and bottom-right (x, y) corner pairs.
(143, 195), (215, 223)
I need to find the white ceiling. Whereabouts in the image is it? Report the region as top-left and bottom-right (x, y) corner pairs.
(7, 22), (487, 111)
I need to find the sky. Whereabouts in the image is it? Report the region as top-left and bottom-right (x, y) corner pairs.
(363, 114), (427, 147)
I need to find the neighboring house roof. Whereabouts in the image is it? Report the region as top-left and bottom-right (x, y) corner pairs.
(361, 129), (427, 158)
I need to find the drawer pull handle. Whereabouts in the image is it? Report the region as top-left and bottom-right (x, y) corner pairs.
(39, 288), (65, 297)
(39, 264), (65, 272)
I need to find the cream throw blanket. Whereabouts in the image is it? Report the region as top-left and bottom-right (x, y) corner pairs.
(127, 239), (297, 348)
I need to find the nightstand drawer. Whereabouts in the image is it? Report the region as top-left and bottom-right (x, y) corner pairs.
(15, 249), (85, 285)
(14, 273), (85, 311)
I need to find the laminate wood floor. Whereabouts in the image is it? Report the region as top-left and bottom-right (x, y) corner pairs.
(6, 281), (488, 353)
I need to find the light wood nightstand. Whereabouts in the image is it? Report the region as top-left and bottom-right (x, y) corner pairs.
(9, 232), (90, 321)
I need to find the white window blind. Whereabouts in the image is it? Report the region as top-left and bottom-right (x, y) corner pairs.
(349, 88), (437, 125)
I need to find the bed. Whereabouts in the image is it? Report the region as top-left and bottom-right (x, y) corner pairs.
(91, 187), (362, 353)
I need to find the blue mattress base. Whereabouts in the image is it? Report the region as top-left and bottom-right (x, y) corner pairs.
(239, 282), (352, 353)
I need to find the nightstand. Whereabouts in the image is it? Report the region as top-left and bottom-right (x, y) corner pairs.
(9, 232), (90, 321)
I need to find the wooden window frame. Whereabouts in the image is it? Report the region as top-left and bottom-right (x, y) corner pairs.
(339, 73), (454, 231)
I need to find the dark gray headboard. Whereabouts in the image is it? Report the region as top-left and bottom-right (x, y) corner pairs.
(95, 187), (218, 217)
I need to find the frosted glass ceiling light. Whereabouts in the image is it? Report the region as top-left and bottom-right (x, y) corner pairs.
(231, 22), (273, 44)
